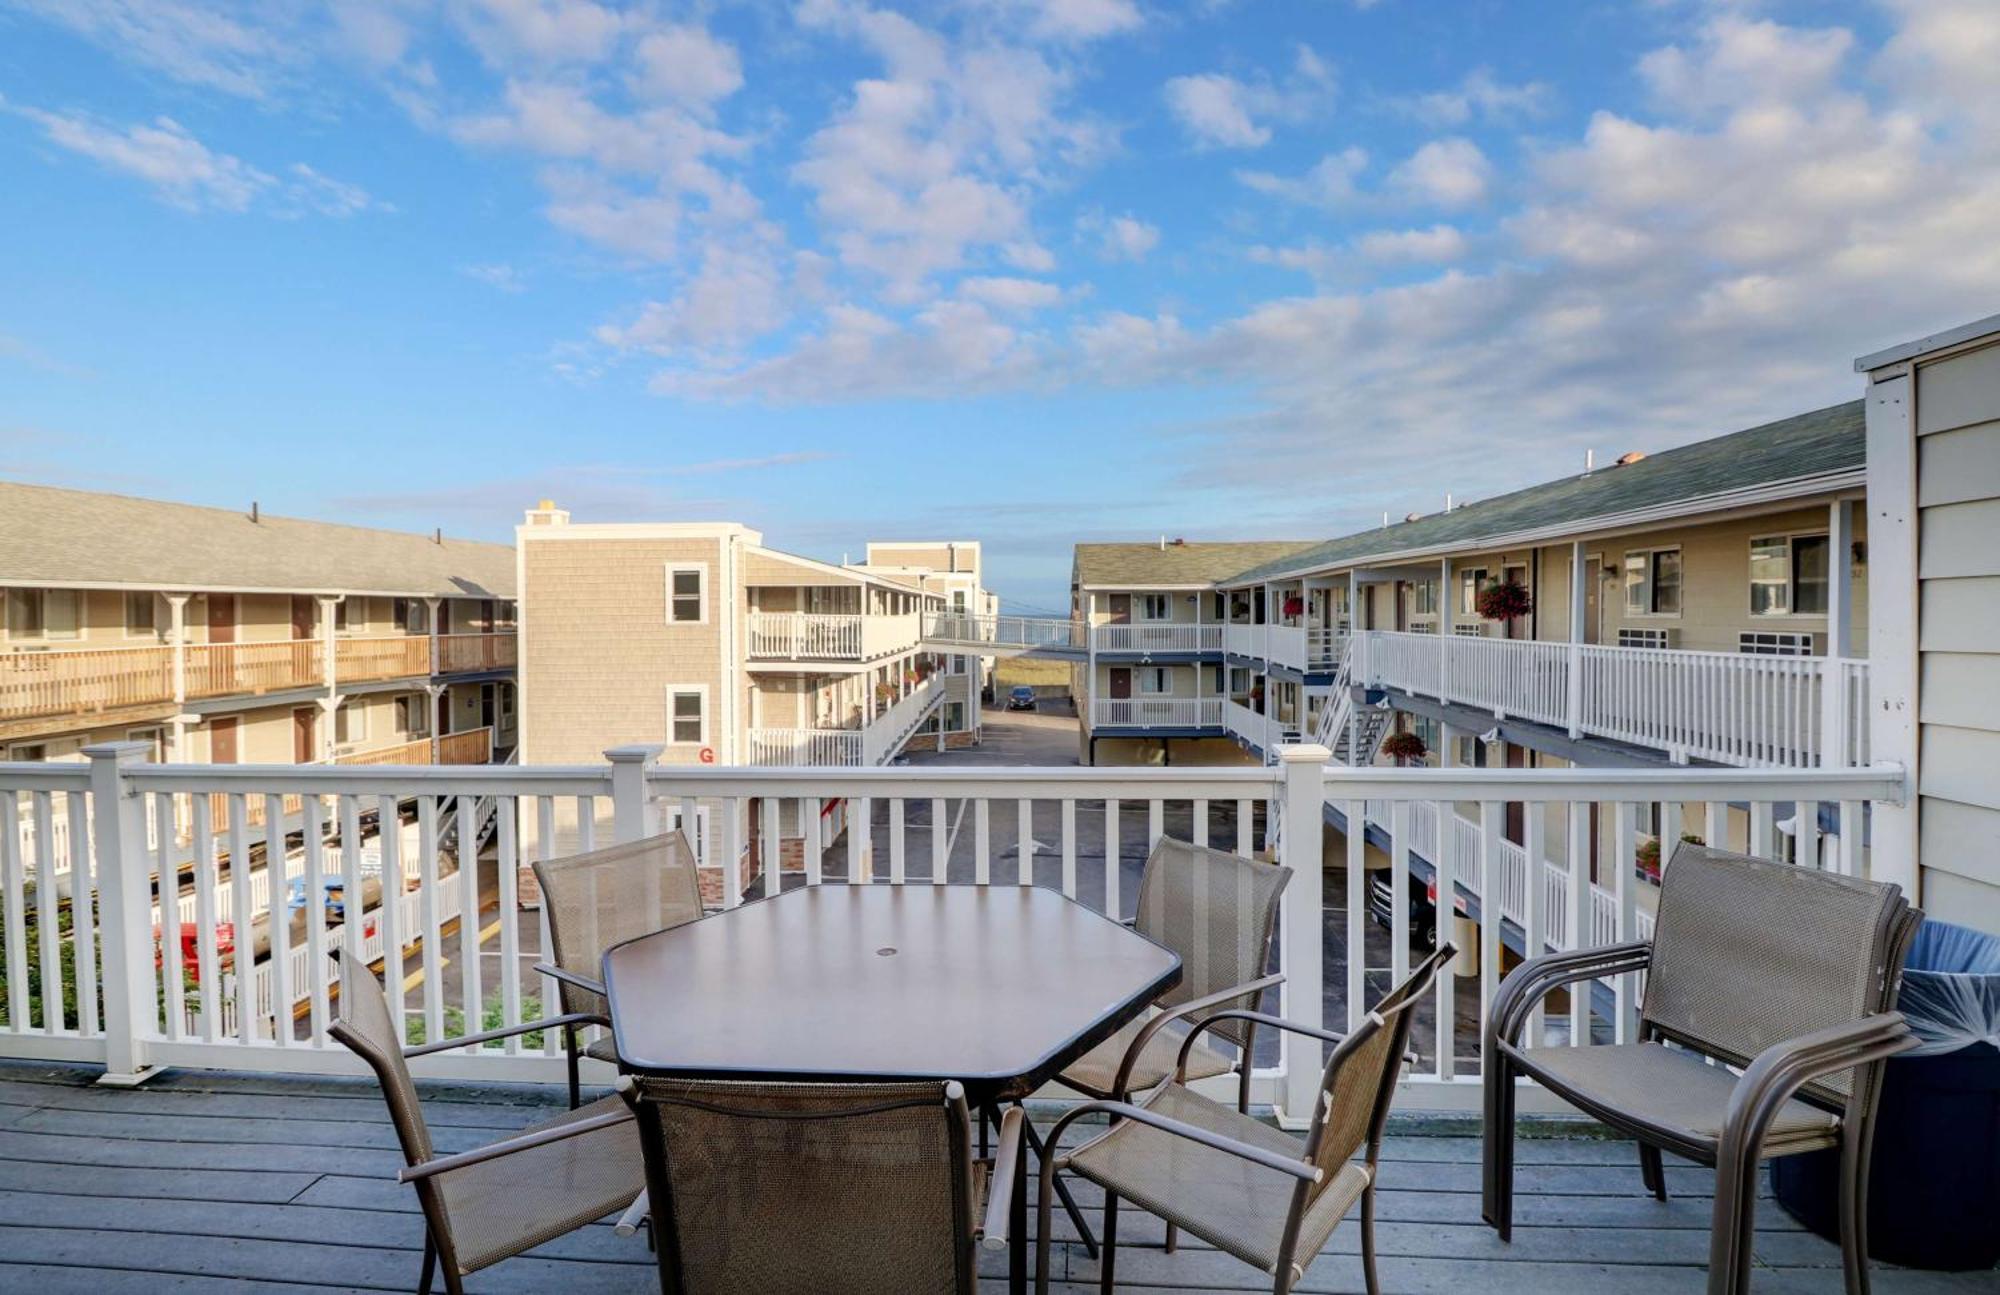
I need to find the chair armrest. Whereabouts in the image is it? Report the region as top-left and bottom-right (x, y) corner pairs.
(1174, 1006), (1346, 1078)
(977, 1106), (1026, 1251)
(1043, 1099), (1320, 1183)
(403, 1011), (609, 1058)
(1725, 1012), (1917, 1142)
(533, 962), (607, 997)
(1112, 973), (1285, 1100)
(1491, 941), (1652, 1048)
(398, 1106), (634, 1183)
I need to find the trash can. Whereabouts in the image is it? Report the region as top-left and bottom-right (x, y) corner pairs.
(1772, 919), (2000, 1270)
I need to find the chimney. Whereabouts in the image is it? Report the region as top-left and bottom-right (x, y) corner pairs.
(1616, 450), (1647, 466)
(524, 498), (570, 527)
(249, 501), (260, 523)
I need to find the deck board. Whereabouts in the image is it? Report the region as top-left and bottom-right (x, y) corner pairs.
(0, 1060), (1981, 1293)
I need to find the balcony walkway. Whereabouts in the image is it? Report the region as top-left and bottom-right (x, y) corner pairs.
(0, 1059), (1979, 1293)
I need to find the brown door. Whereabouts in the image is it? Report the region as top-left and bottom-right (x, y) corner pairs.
(1582, 558), (1601, 645)
(291, 596), (314, 640)
(1504, 566), (1529, 639)
(209, 717), (239, 764)
(1107, 594), (1130, 625)
(1109, 668), (1132, 700)
(1505, 744), (1527, 843)
(207, 594), (236, 644)
(292, 708), (316, 763)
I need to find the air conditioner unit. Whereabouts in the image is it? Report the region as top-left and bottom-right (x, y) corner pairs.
(1739, 630), (1819, 657)
(1452, 623), (1485, 637)
(1617, 627), (1676, 649)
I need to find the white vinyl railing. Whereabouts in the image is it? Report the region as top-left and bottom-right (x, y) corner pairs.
(922, 611), (1086, 654)
(746, 612), (865, 659)
(1091, 697), (1224, 729)
(1306, 628), (1344, 671)
(1355, 630), (1871, 768)
(862, 677), (946, 763)
(0, 745), (1902, 1121)
(747, 728), (864, 766)
(1267, 624), (1306, 671)
(1091, 623), (1223, 654)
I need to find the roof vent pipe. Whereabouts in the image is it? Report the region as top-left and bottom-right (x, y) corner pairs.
(1584, 449), (1595, 476)
(249, 501), (259, 523)
(1445, 492), (1453, 512)
(433, 527), (443, 545)
(1158, 535), (1166, 551)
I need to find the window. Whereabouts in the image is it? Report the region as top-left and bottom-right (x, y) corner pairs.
(334, 599), (353, 633)
(1750, 534), (1830, 616)
(665, 565), (706, 624)
(1457, 568), (1490, 617)
(393, 598), (430, 633)
(1410, 581), (1439, 617)
(1137, 667), (1170, 694)
(1137, 594), (1170, 621)
(667, 686), (707, 745)
(9, 743), (47, 762)
(394, 695), (430, 737)
(1624, 548), (1682, 616)
(944, 702), (965, 731)
(334, 705), (366, 745)
(125, 593), (158, 637)
(126, 727), (166, 760)
(499, 683), (515, 723)
(951, 590), (966, 612)
(5, 588), (78, 639)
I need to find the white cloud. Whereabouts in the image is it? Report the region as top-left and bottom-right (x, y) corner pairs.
(1400, 67), (1552, 126)
(462, 262), (527, 292)
(1387, 137), (1491, 207)
(1640, 16), (1851, 117)
(958, 276), (1064, 311)
(1023, 0), (1142, 42)
(1163, 45), (1333, 149)
(455, 0), (627, 68)
(13, 107), (272, 211)
(6, 0), (297, 99)
(284, 163), (382, 217)
(1238, 147), (1368, 207)
(630, 24), (744, 108)
(595, 241), (790, 356)
(1355, 224), (1467, 264)
(1080, 212), (1159, 261)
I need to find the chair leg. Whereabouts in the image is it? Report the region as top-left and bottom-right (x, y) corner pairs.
(1839, 1129), (1875, 1295)
(1020, 1110), (1098, 1259)
(1034, 1149), (1057, 1295)
(1705, 1154), (1761, 1295)
(1360, 1183), (1381, 1295)
(1165, 1221), (1178, 1253)
(1639, 1143), (1668, 1201)
(1480, 1051), (1516, 1240)
(564, 1024), (582, 1110)
(1098, 1192), (1119, 1295)
(417, 1234), (436, 1295)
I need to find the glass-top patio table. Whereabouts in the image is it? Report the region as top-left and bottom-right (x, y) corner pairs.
(603, 883), (1183, 1292)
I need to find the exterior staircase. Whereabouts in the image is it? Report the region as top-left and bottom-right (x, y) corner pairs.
(1312, 643), (1393, 767)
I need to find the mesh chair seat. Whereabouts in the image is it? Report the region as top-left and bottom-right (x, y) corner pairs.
(435, 1094), (646, 1273)
(1516, 1041), (1840, 1156)
(1067, 1081), (1368, 1277)
(584, 1034), (621, 1065)
(1059, 1013), (1235, 1098)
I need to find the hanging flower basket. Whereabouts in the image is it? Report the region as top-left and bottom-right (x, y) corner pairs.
(1475, 580), (1533, 623)
(1380, 730), (1428, 765)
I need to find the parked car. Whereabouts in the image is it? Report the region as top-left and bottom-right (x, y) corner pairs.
(1367, 872), (1438, 948)
(1005, 685), (1038, 711)
(288, 875), (347, 921)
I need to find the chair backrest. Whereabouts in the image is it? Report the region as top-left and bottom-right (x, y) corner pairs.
(533, 829), (703, 1017)
(327, 946), (434, 1167)
(1133, 836), (1290, 1046)
(621, 1077), (977, 1295)
(1302, 941), (1454, 1190)
(1642, 843), (1919, 1103)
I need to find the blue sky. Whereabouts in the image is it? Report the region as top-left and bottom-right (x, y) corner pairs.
(2, 1), (1996, 612)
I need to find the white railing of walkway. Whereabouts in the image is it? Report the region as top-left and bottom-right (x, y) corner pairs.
(1091, 624), (1223, 654)
(746, 612), (864, 659)
(1091, 697), (1224, 729)
(921, 611), (1086, 654)
(1356, 629), (1871, 768)
(0, 746), (1901, 1123)
(862, 677), (945, 764)
(747, 728), (865, 766)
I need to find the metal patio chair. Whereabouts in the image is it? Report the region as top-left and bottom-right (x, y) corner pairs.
(1036, 942), (1456, 1295)
(1047, 833), (1290, 1253)
(533, 828), (704, 1107)
(1481, 842), (1921, 1295)
(617, 1075), (1023, 1295)
(327, 947), (644, 1295)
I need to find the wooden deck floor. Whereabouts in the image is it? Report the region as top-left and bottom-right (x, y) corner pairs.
(0, 1059), (1988, 1294)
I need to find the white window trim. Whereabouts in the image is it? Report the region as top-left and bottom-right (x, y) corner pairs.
(1748, 531), (1833, 620)
(1137, 666), (1171, 695)
(1622, 546), (1684, 619)
(335, 703), (368, 746)
(666, 684), (709, 747)
(665, 563), (709, 625)
(1136, 594), (1172, 622)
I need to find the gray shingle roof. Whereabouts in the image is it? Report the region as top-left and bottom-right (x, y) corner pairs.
(1223, 401), (1864, 586)
(1072, 541), (1320, 588)
(0, 480), (516, 597)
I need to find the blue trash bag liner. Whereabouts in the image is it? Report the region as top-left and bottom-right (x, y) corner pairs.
(1900, 919), (2000, 1056)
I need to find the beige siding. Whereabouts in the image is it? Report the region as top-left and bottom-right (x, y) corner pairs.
(521, 536), (727, 765)
(1912, 340), (2000, 929)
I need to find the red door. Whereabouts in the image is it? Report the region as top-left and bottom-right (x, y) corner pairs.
(209, 717), (239, 764)
(291, 596), (314, 640)
(1107, 594), (1130, 625)
(207, 594), (236, 644)
(1109, 668), (1132, 699)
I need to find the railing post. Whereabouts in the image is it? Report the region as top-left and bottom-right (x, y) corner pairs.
(607, 744), (663, 843)
(1819, 657), (1848, 769)
(1275, 742), (1330, 1129)
(85, 742), (160, 1086)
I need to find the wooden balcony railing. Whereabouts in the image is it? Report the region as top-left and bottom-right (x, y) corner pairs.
(333, 635), (432, 684)
(437, 727), (494, 765)
(0, 645), (175, 722)
(434, 632), (517, 674)
(184, 640), (323, 699)
(334, 737), (435, 767)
